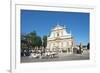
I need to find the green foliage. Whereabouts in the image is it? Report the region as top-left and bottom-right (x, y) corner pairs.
(43, 35), (47, 48)
(35, 36), (42, 48)
(21, 31), (44, 49)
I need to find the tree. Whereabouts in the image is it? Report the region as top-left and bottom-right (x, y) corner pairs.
(87, 43), (90, 50)
(21, 31), (47, 56)
(26, 31), (42, 48)
(43, 35), (47, 48)
(35, 36), (42, 48)
(21, 33), (32, 56)
(30, 31), (36, 36)
(26, 31), (37, 48)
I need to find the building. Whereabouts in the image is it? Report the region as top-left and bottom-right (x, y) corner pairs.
(47, 24), (74, 54)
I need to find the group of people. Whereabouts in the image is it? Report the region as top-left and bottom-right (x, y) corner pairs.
(29, 49), (58, 59)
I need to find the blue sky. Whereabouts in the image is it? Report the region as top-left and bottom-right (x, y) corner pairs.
(21, 10), (89, 45)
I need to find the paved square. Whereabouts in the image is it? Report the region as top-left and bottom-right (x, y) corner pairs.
(21, 50), (89, 63)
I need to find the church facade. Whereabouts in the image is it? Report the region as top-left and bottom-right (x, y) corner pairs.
(47, 24), (74, 54)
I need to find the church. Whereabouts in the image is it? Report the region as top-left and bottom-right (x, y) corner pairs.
(47, 24), (75, 54)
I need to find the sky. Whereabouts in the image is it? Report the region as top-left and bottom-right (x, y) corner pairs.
(21, 10), (90, 45)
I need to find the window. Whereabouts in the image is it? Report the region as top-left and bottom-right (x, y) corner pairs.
(57, 33), (59, 37)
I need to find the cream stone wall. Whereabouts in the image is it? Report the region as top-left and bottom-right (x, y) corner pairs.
(47, 24), (74, 53)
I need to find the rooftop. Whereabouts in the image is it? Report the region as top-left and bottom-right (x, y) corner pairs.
(52, 24), (66, 31)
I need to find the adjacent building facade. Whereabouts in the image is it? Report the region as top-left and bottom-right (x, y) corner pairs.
(47, 24), (75, 54)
